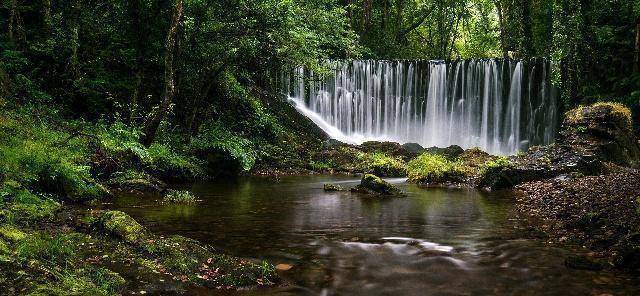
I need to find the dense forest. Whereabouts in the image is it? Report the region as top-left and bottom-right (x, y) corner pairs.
(1, 0), (640, 295)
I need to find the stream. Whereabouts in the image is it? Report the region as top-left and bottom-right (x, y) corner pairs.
(106, 175), (640, 295)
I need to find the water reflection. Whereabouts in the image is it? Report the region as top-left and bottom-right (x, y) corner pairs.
(109, 176), (640, 295)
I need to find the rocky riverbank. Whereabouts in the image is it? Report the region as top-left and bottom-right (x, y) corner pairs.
(0, 107), (281, 295)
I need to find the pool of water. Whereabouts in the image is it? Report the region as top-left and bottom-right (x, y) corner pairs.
(106, 175), (640, 295)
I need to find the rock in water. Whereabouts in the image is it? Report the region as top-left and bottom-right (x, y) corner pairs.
(323, 183), (344, 191)
(275, 263), (293, 271)
(351, 174), (405, 196)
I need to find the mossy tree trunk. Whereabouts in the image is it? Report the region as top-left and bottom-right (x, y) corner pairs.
(142, 0), (183, 146)
(634, 20), (639, 74)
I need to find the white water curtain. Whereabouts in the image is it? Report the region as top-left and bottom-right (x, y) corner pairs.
(283, 59), (558, 155)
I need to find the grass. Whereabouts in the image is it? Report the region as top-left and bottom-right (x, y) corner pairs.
(407, 153), (465, 183)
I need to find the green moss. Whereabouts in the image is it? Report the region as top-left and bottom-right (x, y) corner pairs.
(352, 174), (405, 196)
(163, 190), (197, 204)
(323, 183), (344, 191)
(479, 156), (514, 175)
(355, 152), (407, 177)
(0, 225), (26, 242)
(5, 189), (61, 224)
(565, 102), (633, 131)
(16, 232), (78, 264)
(28, 270), (122, 296)
(407, 153), (465, 183)
(99, 211), (147, 243)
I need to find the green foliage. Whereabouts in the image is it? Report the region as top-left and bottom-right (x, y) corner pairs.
(479, 156), (514, 175)
(163, 190), (198, 204)
(1, 186), (60, 225)
(95, 121), (149, 162)
(146, 143), (204, 181)
(407, 153), (465, 183)
(190, 122), (257, 172)
(0, 110), (106, 201)
(16, 233), (77, 265)
(355, 152), (407, 177)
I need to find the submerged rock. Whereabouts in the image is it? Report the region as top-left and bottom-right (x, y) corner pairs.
(351, 174), (405, 196)
(323, 183), (344, 191)
(565, 255), (604, 271)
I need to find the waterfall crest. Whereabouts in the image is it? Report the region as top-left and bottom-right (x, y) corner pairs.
(282, 59), (558, 155)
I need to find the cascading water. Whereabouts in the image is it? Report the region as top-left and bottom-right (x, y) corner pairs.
(281, 59), (558, 155)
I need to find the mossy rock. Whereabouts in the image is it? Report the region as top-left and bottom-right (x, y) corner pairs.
(562, 102), (640, 167)
(360, 141), (420, 161)
(98, 211), (147, 244)
(424, 145), (465, 161)
(351, 174), (405, 196)
(323, 183), (344, 191)
(96, 210), (280, 288)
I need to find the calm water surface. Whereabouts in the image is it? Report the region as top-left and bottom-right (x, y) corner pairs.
(108, 175), (640, 295)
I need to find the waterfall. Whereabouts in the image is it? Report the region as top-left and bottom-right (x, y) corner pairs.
(281, 59), (558, 155)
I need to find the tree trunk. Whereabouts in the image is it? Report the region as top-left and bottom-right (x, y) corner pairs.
(634, 20), (639, 73)
(494, 0), (509, 58)
(42, 0), (52, 33)
(129, 70), (143, 123)
(69, 0), (81, 78)
(520, 0), (534, 56)
(8, 0), (17, 41)
(141, 0), (184, 146)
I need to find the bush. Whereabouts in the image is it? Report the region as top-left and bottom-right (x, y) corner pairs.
(0, 113), (107, 201)
(146, 144), (204, 182)
(355, 152), (407, 177)
(190, 122), (257, 173)
(0, 185), (60, 224)
(479, 156), (514, 175)
(163, 190), (198, 204)
(407, 153), (465, 184)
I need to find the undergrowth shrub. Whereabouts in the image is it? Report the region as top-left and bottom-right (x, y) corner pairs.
(190, 122), (257, 173)
(162, 190), (197, 204)
(0, 111), (106, 201)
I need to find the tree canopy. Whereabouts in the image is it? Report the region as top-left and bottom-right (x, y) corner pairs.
(0, 0), (638, 130)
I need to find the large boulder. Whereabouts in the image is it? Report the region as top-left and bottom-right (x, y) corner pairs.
(480, 102), (638, 190)
(562, 102), (640, 167)
(351, 174), (405, 196)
